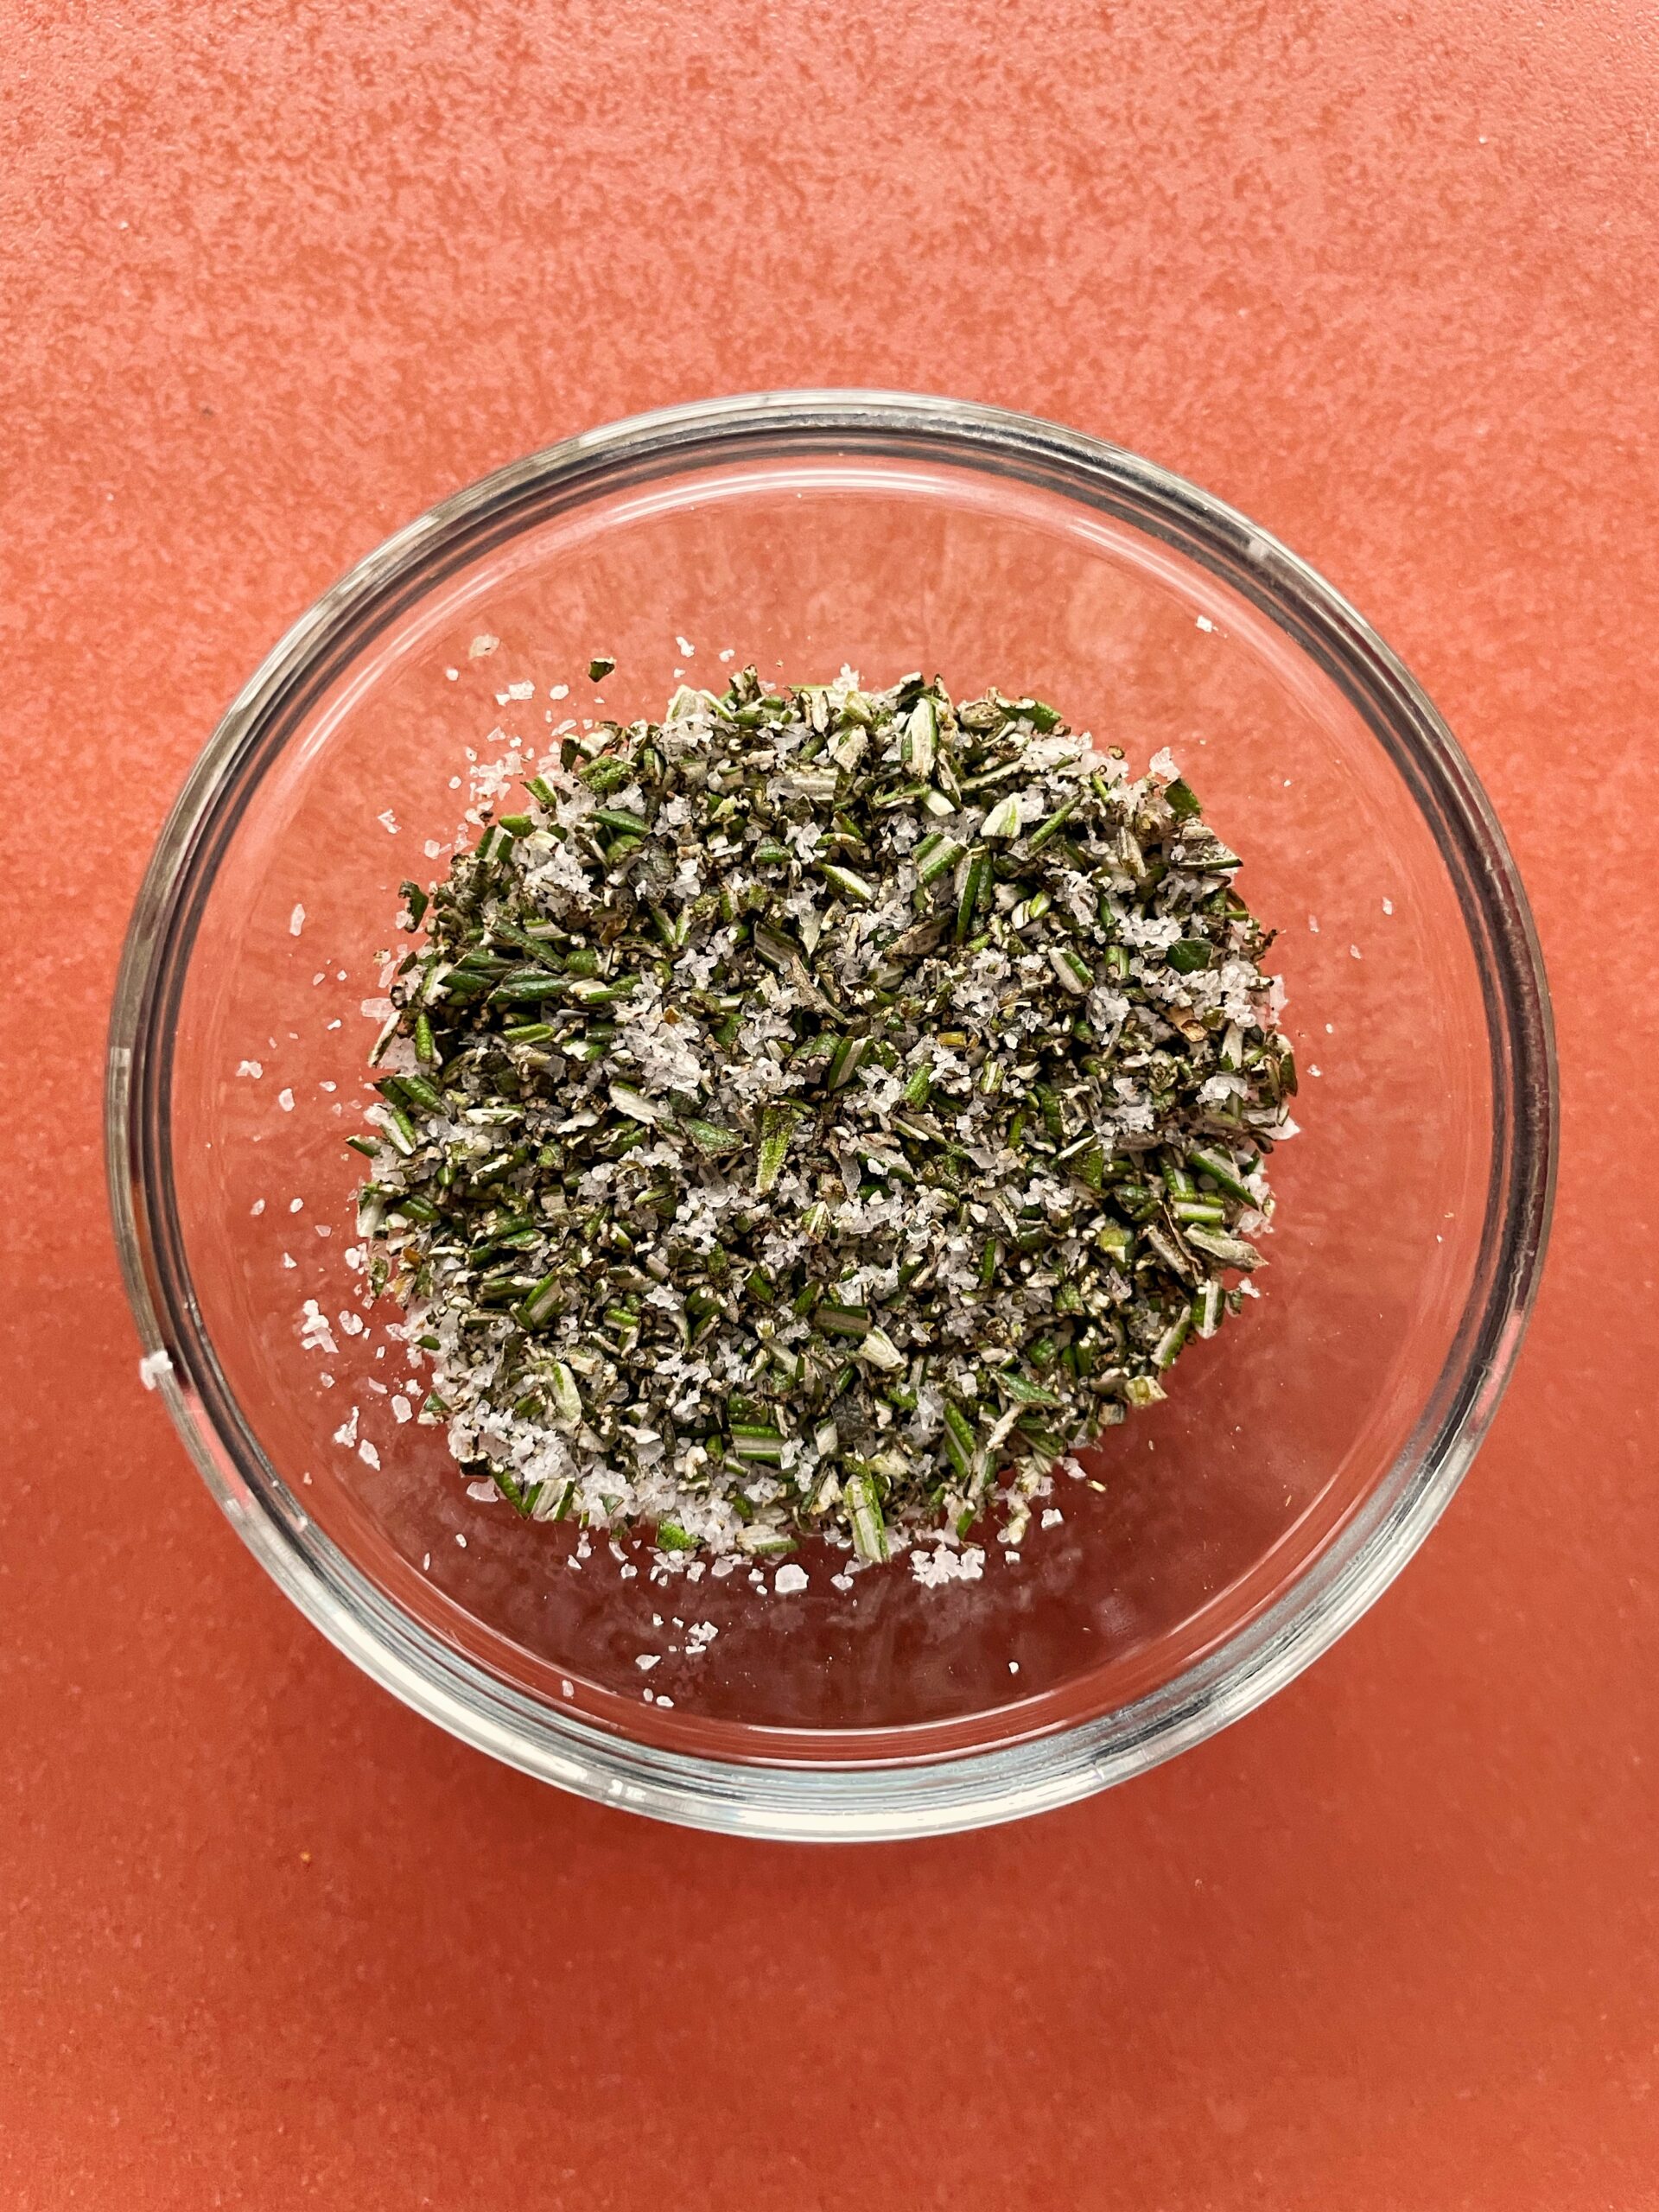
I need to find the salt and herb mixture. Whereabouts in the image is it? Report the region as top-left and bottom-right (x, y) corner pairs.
(353, 666), (1297, 1574)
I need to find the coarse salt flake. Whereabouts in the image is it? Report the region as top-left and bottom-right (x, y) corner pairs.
(137, 1350), (174, 1391)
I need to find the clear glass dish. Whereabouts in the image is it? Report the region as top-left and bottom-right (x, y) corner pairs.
(106, 392), (1555, 1840)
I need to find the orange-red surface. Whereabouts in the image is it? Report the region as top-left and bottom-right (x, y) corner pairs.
(4, 3), (1657, 2204)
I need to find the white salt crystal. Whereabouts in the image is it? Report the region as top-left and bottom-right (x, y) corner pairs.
(289, 904), (306, 938)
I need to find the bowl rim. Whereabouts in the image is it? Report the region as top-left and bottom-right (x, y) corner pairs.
(106, 388), (1557, 1840)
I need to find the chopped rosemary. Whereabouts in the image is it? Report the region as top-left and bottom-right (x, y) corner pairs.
(356, 667), (1297, 1569)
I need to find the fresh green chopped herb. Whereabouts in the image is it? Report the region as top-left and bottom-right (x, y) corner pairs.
(353, 664), (1297, 1571)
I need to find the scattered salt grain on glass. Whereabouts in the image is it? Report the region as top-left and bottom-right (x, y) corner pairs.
(423, 1552), (431, 1570)
(137, 1350), (173, 1391)
(1325, 1021), (1334, 1033)
(448, 775), (461, 790)
(391, 1395), (411, 1423)
(251, 1198), (265, 1216)
(549, 683), (569, 701)
(911, 1546), (986, 1587)
(676, 635), (696, 657)
(312, 971), (325, 985)
(1382, 897), (1394, 915)
(289, 1197), (304, 1213)
(443, 668), (458, 682)
(358, 1440), (380, 1470)
(455, 1533), (467, 1548)
(1310, 1065), (1323, 1077)
(1195, 614), (1215, 632)
(774, 1563), (809, 1595)
(497, 681), (534, 703)
(333, 1408), (359, 1448)
(635, 1654), (660, 1672)
(276, 1087), (295, 1111)
(1308, 915), (1319, 933)
(289, 904), (306, 938)
(1009, 1661), (1020, 1675)
(468, 634), (499, 658)
(656, 1695), (675, 1708)
(1350, 943), (1362, 959)
(1041, 1508), (1064, 1529)
(718, 647), (735, 661)
(423, 839), (443, 859)
(560, 1677), (573, 1697)
(377, 810), (398, 835)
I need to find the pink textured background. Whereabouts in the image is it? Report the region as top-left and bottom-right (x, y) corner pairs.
(4, 3), (1656, 2204)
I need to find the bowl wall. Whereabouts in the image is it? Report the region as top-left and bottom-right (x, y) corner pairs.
(112, 396), (1552, 1831)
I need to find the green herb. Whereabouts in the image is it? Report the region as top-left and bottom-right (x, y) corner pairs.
(355, 664), (1295, 1568)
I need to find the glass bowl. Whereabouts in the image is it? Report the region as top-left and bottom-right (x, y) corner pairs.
(106, 392), (1555, 1840)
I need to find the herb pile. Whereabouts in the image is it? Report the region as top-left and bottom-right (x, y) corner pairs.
(355, 667), (1296, 1570)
